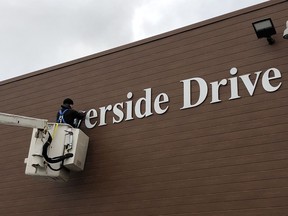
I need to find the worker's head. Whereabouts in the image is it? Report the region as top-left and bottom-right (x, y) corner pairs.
(63, 98), (74, 107)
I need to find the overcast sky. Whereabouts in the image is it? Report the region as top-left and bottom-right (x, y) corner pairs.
(0, 0), (268, 81)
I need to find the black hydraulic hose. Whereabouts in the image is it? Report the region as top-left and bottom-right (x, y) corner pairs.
(42, 133), (73, 164)
(47, 162), (64, 171)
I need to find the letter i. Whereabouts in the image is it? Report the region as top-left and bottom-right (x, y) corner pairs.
(125, 92), (134, 121)
(229, 67), (241, 100)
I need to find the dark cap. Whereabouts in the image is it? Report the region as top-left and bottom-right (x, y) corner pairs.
(63, 98), (74, 105)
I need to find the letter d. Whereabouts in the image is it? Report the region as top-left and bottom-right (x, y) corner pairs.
(135, 88), (153, 118)
(181, 77), (208, 109)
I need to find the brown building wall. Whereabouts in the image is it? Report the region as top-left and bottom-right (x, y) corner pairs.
(0, 0), (287, 215)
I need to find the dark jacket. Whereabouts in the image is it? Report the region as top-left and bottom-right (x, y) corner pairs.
(56, 104), (85, 128)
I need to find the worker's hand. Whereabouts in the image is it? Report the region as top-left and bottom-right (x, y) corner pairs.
(78, 111), (86, 119)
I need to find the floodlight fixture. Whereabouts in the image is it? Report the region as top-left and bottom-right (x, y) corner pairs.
(252, 18), (276, 45)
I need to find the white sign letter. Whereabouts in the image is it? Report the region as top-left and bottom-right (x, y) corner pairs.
(99, 105), (112, 126)
(181, 77), (208, 109)
(240, 71), (262, 96)
(135, 88), (153, 118)
(262, 68), (282, 92)
(85, 109), (98, 129)
(113, 102), (124, 124)
(154, 93), (169, 114)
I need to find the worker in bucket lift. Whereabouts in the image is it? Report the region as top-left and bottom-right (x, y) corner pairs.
(56, 98), (86, 128)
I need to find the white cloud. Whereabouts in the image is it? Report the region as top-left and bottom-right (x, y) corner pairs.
(132, 0), (269, 40)
(0, 0), (268, 81)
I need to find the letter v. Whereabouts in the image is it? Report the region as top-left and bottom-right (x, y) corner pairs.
(239, 71), (262, 96)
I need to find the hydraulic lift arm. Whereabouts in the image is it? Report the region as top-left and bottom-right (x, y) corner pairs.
(0, 112), (48, 131)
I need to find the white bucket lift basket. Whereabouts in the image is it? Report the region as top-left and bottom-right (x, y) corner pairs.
(24, 123), (89, 181)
